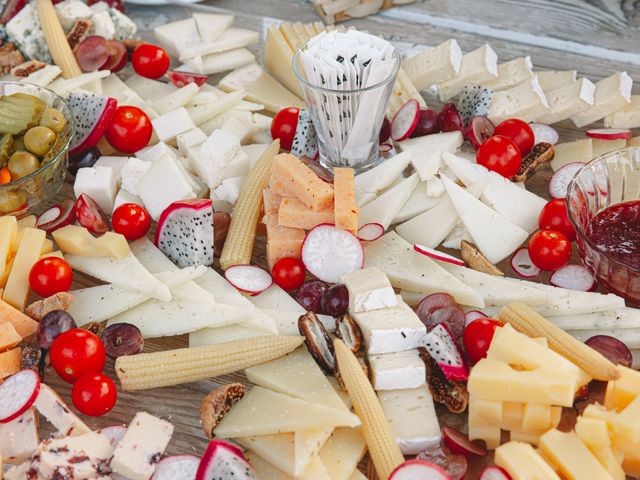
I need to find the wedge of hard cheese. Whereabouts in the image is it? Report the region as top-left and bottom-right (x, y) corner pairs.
(278, 197), (334, 230)
(266, 221), (305, 270)
(0, 322), (21, 352)
(271, 154), (334, 211)
(0, 300), (38, 338)
(0, 347), (20, 379)
(333, 167), (359, 234)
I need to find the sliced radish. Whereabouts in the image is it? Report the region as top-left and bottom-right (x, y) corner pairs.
(550, 264), (595, 291)
(391, 99), (420, 141)
(98, 425), (127, 447)
(465, 310), (487, 326)
(389, 459), (452, 480)
(379, 143), (393, 152)
(586, 128), (632, 140)
(153, 454), (201, 480)
(442, 426), (487, 457)
(357, 222), (385, 241)
(36, 199), (76, 234)
(414, 243), (465, 266)
(0, 370), (41, 423)
(301, 224), (364, 283)
(529, 123), (559, 145)
(510, 248), (541, 278)
(224, 265), (273, 294)
(549, 162), (585, 199)
(479, 466), (512, 480)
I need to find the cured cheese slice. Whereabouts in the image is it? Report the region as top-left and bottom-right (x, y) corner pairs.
(266, 221), (306, 270)
(214, 387), (360, 438)
(392, 182), (444, 224)
(52, 225), (130, 258)
(0, 347), (20, 379)
(359, 174), (419, 230)
(0, 300), (37, 338)
(318, 428), (367, 480)
(333, 168), (359, 234)
(263, 189), (283, 216)
(592, 138), (627, 158)
(269, 175), (293, 198)
(278, 197), (334, 230)
(264, 25), (303, 98)
(3, 227), (45, 311)
(189, 324), (261, 347)
(551, 138), (593, 171)
(244, 451), (330, 480)
(0, 216), (17, 280)
(0, 322), (21, 352)
(354, 151), (412, 206)
(272, 154), (334, 211)
(495, 442), (561, 480)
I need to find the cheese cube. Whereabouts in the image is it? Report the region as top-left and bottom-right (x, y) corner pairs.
(377, 386), (441, 454)
(501, 402), (524, 431)
(495, 442), (562, 480)
(277, 197), (334, 230)
(217, 150), (250, 182)
(571, 72), (633, 127)
(404, 39), (463, 90)
(536, 70), (577, 91)
(221, 115), (255, 144)
(537, 77), (596, 124)
(551, 138), (593, 171)
(135, 141), (178, 162)
(176, 128), (207, 156)
(604, 95), (640, 128)
(333, 167), (359, 234)
(91, 10), (115, 39)
(152, 107), (196, 142)
(271, 153), (334, 211)
(108, 7), (137, 41)
(35, 431), (112, 479)
(369, 349), (425, 391)
(189, 129), (241, 188)
(437, 44), (498, 101)
(522, 403), (552, 433)
(341, 266), (397, 314)
(583, 402), (617, 425)
(482, 56), (533, 91)
(266, 221), (305, 270)
(114, 189), (143, 211)
(211, 176), (245, 213)
(604, 365), (640, 411)
(0, 347), (20, 379)
(509, 430), (543, 446)
(488, 77), (549, 124)
(93, 156), (129, 185)
(73, 166), (118, 214)
(351, 297), (426, 355)
(0, 323), (20, 352)
(55, 0), (92, 30)
(612, 395), (640, 443)
(469, 398), (503, 425)
(120, 157), (151, 196)
(468, 425), (501, 450)
(576, 416), (611, 450)
(591, 447), (626, 480)
(593, 138), (627, 158)
(0, 409), (39, 464)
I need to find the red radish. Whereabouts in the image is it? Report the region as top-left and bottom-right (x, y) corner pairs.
(103, 40), (128, 72)
(414, 243), (464, 266)
(379, 143), (393, 153)
(36, 199), (75, 234)
(196, 439), (257, 480)
(529, 123), (559, 145)
(423, 323), (469, 380)
(98, 425), (127, 447)
(389, 459), (452, 480)
(357, 222), (384, 241)
(167, 71), (208, 88)
(586, 128), (632, 140)
(75, 194), (110, 234)
(391, 99), (420, 141)
(479, 466), (512, 480)
(301, 224), (364, 284)
(466, 116), (495, 150)
(75, 36), (110, 72)
(0, 370), (41, 423)
(550, 264), (595, 291)
(549, 162), (586, 199)
(442, 426), (487, 457)
(224, 265), (273, 294)
(585, 335), (633, 368)
(510, 248), (541, 278)
(465, 310), (487, 326)
(153, 454), (201, 480)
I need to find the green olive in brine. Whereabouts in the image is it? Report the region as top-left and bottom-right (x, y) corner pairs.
(8, 151), (40, 179)
(40, 108), (66, 133)
(24, 126), (56, 156)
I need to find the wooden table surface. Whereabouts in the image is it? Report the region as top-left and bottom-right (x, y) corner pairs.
(41, 1), (640, 478)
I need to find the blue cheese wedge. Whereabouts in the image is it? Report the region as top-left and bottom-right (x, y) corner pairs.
(91, 10), (116, 40)
(604, 95), (640, 128)
(341, 266), (398, 314)
(437, 45), (498, 101)
(536, 70), (577, 91)
(108, 7), (137, 41)
(403, 39), (463, 90)
(571, 72), (632, 127)
(482, 56), (533, 91)
(488, 77), (549, 124)
(537, 78), (595, 124)
(5, 4), (51, 62)
(369, 349), (426, 390)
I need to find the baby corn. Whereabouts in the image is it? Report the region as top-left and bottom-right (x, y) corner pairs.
(334, 339), (404, 480)
(115, 335), (303, 391)
(36, 0), (82, 78)
(499, 303), (620, 381)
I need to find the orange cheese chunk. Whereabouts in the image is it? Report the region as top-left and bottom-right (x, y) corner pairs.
(263, 189), (283, 217)
(605, 365), (640, 411)
(0, 322), (21, 352)
(333, 167), (359, 234)
(0, 300), (38, 338)
(272, 153), (334, 211)
(268, 176), (292, 198)
(266, 221), (305, 270)
(0, 347), (20, 379)
(278, 197), (334, 230)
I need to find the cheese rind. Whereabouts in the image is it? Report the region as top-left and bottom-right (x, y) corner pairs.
(369, 349), (426, 391)
(571, 72), (633, 127)
(404, 39), (463, 90)
(482, 56), (533, 91)
(604, 95), (640, 128)
(488, 76), (549, 124)
(341, 266), (397, 314)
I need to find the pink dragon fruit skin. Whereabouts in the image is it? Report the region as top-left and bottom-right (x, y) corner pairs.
(195, 440), (257, 480)
(291, 109), (318, 159)
(155, 199), (214, 268)
(67, 91), (117, 157)
(423, 323), (469, 381)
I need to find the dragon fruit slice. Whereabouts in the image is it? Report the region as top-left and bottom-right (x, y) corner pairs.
(423, 323), (469, 381)
(155, 199), (214, 268)
(457, 85), (494, 126)
(291, 109), (318, 158)
(195, 440), (257, 480)
(67, 90), (117, 157)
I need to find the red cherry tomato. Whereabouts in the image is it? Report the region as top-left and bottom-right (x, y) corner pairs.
(528, 230), (572, 271)
(50, 329), (106, 384)
(272, 257), (306, 291)
(112, 203), (151, 241)
(476, 135), (522, 179)
(131, 43), (170, 79)
(538, 198), (576, 241)
(105, 106), (153, 154)
(29, 257), (73, 298)
(270, 107), (300, 151)
(463, 318), (502, 365)
(494, 119), (535, 156)
(72, 373), (117, 416)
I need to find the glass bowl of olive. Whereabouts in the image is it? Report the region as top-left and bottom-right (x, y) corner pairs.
(0, 82), (72, 216)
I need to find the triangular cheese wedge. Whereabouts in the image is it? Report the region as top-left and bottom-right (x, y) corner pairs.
(441, 176), (528, 264)
(193, 13), (233, 43)
(319, 428), (367, 480)
(244, 451), (329, 480)
(189, 324), (260, 347)
(360, 173), (419, 230)
(399, 131), (463, 181)
(214, 387), (360, 438)
(364, 232), (484, 307)
(392, 182), (444, 224)
(441, 151), (489, 186)
(355, 151), (412, 205)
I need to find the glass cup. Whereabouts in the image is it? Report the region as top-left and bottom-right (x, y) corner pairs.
(292, 46), (400, 173)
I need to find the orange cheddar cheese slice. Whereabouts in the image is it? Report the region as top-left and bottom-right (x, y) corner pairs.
(333, 167), (359, 234)
(0, 322), (21, 352)
(263, 189), (283, 216)
(268, 176), (292, 198)
(278, 197), (334, 230)
(0, 300), (38, 338)
(266, 221), (305, 269)
(0, 347), (20, 379)
(272, 153), (334, 211)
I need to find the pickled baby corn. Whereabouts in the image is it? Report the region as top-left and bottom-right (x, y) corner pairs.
(499, 303), (620, 381)
(334, 339), (404, 479)
(36, 0), (82, 78)
(115, 335), (303, 390)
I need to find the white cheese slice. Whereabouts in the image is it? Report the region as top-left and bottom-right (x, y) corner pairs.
(354, 151), (412, 205)
(378, 386), (441, 455)
(0, 409), (39, 464)
(442, 176), (528, 264)
(369, 349), (426, 391)
(537, 78), (596, 124)
(154, 18), (201, 58)
(181, 28), (259, 60)
(392, 182), (444, 224)
(488, 76), (549, 124)
(151, 107), (196, 142)
(403, 38), (463, 90)
(441, 151), (489, 186)
(48, 70), (110, 96)
(264, 25), (301, 98)
(244, 451), (329, 480)
(604, 95), (640, 128)
(318, 428), (367, 480)
(442, 223), (473, 250)
(189, 324), (261, 347)
(359, 173), (419, 230)
(126, 76), (177, 102)
(197, 48), (255, 75)
(546, 308), (640, 331)
(341, 266), (397, 313)
(186, 90), (244, 126)
(536, 70), (577, 91)
(592, 138), (627, 158)
(437, 44), (498, 101)
(571, 72), (633, 127)
(34, 432), (112, 479)
(399, 131), (464, 181)
(550, 138), (593, 171)
(193, 12), (233, 43)
(176, 128), (207, 156)
(569, 328), (640, 349)
(482, 56), (533, 91)
(34, 384), (90, 437)
(151, 82), (200, 115)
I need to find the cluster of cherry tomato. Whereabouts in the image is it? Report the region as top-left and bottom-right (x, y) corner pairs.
(476, 118), (534, 179)
(528, 198), (576, 271)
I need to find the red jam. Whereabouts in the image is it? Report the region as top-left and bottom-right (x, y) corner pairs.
(586, 200), (640, 270)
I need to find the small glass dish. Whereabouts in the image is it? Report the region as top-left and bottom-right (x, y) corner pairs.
(566, 147), (640, 305)
(0, 82), (72, 217)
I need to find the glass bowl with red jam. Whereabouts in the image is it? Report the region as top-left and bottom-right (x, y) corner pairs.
(567, 148), (640, 305)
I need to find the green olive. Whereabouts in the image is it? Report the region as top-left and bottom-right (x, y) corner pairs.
(40, 108), (66, 133)
(24, 126), (56, 156)
(0, 190), (27, 214)
(8, 151), (40, 179)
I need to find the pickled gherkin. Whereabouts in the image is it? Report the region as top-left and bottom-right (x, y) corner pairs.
(0, 93), (46, 135)
(0, 134), (13, 166)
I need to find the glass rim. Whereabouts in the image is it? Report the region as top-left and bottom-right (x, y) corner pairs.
(292, 45), (401, 95)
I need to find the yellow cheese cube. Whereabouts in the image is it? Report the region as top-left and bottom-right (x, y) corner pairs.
(468, 403), (492, 428)
(469, 398), (503, 425)
(40, 239), (54, 255)
(468, 425), (501, 450)
(613, 395), (640, 444)
(522, 404), (551, 433)
(584, 403), (617, 426)
(539, 429), (614, 480)
(591, 447), (625, 480)
(510, 430), (543, 446)
(502, 402), (524, 431)
(495, 442), (561, 480)
(576, 416), (611, 450)
(52, 225), (130, 259)
(550, 406), (562, 429)
(605, 366), (640, 411)
(3, 228), (45, 311)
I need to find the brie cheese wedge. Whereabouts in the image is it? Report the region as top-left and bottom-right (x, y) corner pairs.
(403, 39), (463, 90)
(537, 78), (596, 124)
(482, 56), (533, 91)
(488, 76), (549, 124)
(437, 44), (498, 101)
(604, 95), (640, 129)
(571, 71), (632, 127)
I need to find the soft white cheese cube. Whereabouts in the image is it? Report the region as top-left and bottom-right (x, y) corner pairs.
(403, 39), (463, 90)
(369, 349), (426, 391)
(341, 266), (397, 314)
(482, 56), (533, 91)
(537, 77), (595, 124)
(151, 107), (196, 142)
(604, 95), (640, 129)
(108, 7), (137, 41)
(571, 71), (633, 127)
(114, 189), (143, 211)
(211, 176), (245, 213)
(536, 70), (577, 92)
(189, 129), (241, 188)
(120, 157), (151, 196)
(93, 156), (130, 185)
(220, 115), (255, 144)
(0, 409), (39, 464)
(89, 1), (110, 13)
(437, 44), (498, 101)
(488, 77), (549, 124)
(91, 10), (116, 40)
(176, 128), (207, 156)
(55, 0), (93, 30)
(73, 166), (118, 214)
(218, 150), (249, 182)
(34, 432), (113, 479)
(135, 141), (180, 162)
